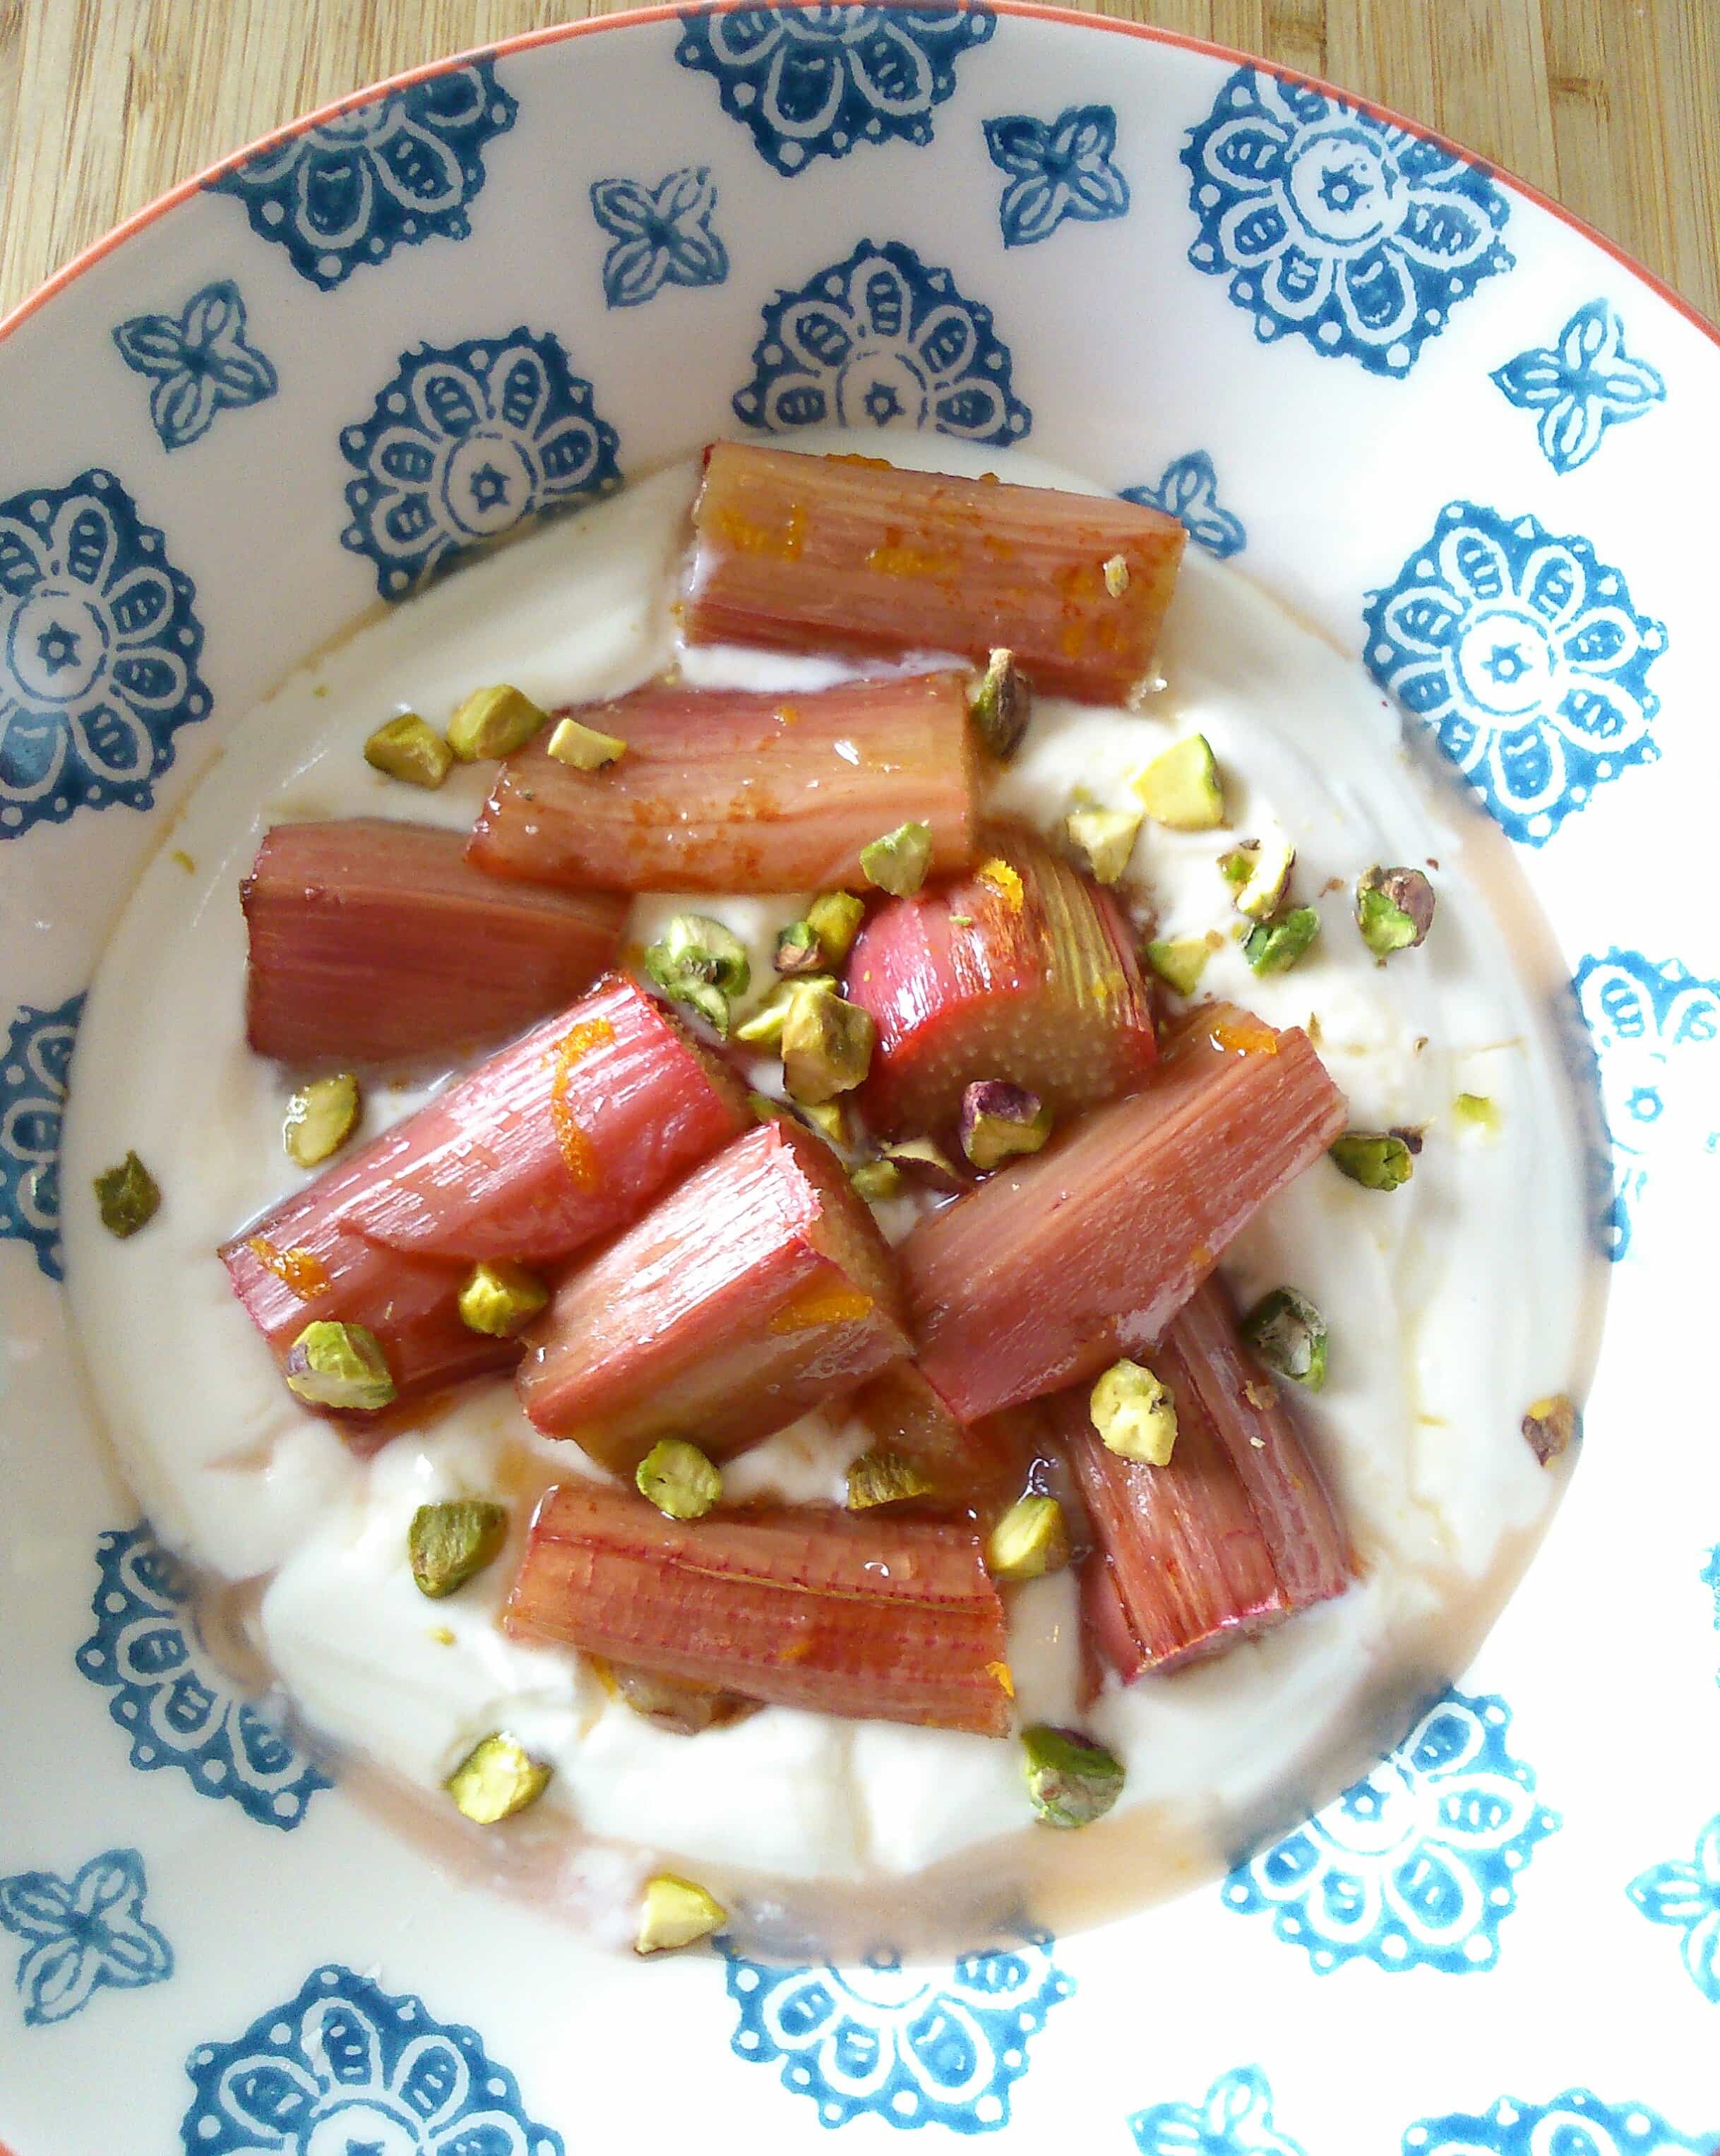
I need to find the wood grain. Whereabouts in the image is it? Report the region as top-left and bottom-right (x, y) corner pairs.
(0, 0), (1714, 326)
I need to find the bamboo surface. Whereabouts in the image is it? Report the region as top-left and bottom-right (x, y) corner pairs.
(0, 1), (1715, 326)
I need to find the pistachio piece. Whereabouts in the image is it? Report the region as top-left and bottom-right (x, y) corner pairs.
(635, 1872), (727, 1955)
(986, 1496), (1070, 1582)
(93, 1151), (160, 1238)
(1522, 1393), (1579, 1465)
(284, 1320), (397, 1411)
(733, 976), (836, 1050)
(775, 919), (825, 976)
(847, 1449), (933, 1509)
(1063, 805), (1142, 886)
(859, 820), (933, 897)
(1219, 834), (1296, 921)
(967, 647), (1031, 762)
(1134, 735), (1224, 830)
(805, 890), (866, 965)
(1145, 937), (1212, 998)
(782, 985), (874, 1104)
(647, 913), (751, 997)
(409, 1499), (509, 1598)
(445, 1732), (551, 1824)
(457, 1259), (551, 1338)
(959, 1081), (1053, 1171)
(1241, 1286), (1328, 1391)
(799, 1098), (851, 1149)
(283, 1072), (361, 1168)
(446, 683), (550, 761)
(1243, 904), (1320, 976)
(1090, 1358), (1177, 1465)
(880, 1135), (967, 1194)
(1330, 1131), (1415, 1191)
(635, 1437), (723, 1520)
(547, 714), (627, 771)
(1022, 1723), (1125, 1828)
(1453, 1091), (1501, 1137)
(849, 1158), (905, 1203)
(1356, 864), (1435, 957)
(364, 712), (453, 789)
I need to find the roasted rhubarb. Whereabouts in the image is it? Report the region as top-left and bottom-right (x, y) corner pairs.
(243, 820), (626, 1065)
(504, 1480), (1011, 1736)
(684, 443), (1187, 704)
(467, 673), (978, 895)
(844, 822), (1158, 1140)
(902, 1007), (1348, 1421)
(516, 1115), (912, 1471)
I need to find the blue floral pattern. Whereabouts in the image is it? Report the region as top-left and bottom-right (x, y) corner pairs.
(1122, 451), (1247, 558)
(1181, 68), (1512, 377)
(0, 1848), (172, 2026)
(1130, 2067), (1308, 2156)
(1705, 1545), (1720, 1636)
(1404, 2090), (1713, 2156)
(1628, 1813), (1720, 2004)
(341, 328), (622, 599)
(1223, 1689), (1558, 1974)
(0, 471), (210, 837)
(984, 106), (1129, 248)
(76, 1523), (330, 1829)
(675, 4), (993, 175)
(181, 1964), (563, 2156)
(208, 63), (517, 290)
(722, 1933), (1073, 2131)
(734, 239), (1029, 443)
(1493, 300), (1665, 474)
(112, 280), (278, 451)
(0, 990), (80, 1280)
(1363, 501), (1665, 844)
(1571, 950), (1719, 1260)
(590, 167), (728, 309)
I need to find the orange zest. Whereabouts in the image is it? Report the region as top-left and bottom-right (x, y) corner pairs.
(768, 1283), (876, 1334)
(245, 1237), (329, 1298)
(1210, 1012), (1279, 1057)
(986, 1660), (1015, 1698)
(976, 857), (1024, 913)
(548, 1016), (615, 1190)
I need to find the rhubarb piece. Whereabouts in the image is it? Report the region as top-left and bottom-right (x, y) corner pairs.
(284, 1073), (361, 1168)
(860, 820), (933, 897)
(1022, 1724), (1125, 1827)
(1063, 805), (1141, 885)
(516, 1116), (911, 1471)
(1241, 1286), (1327, 1391)
(685, 443), (1186, 702)
(636, 1874), (726, 1956)
(1330, 1130), (1414, 1190)
(959, 1082), (1052, 1171)
(969, 648), (1030, 761)
(445, 1732), (550, 1823)
(986, 1497), (1069, 1582)
(849, 1158), (904, 1203)
(458, 1259), (550, 1338)
(504, 1480), (1012, 1735)
(364, 712), (452, 789)
(447, 683), (549, 761)
(1244, 906), (1320, 976)
(243, 820), (626, 1065)
(285, 1320), (395, 1412)
(636, 1439), (722, 1521)
(782, 983), (874, 1104)
(1090, 1359), (1178, 1465)
(547, 714), (625, 770)
(1135, 735), (1224, 829)
(94, 1151), (159, 1238)
(1522, 1393), (1578, 1465)
(1356, 864), (1435, 955)
(469, 672), (978, 895)
(847, 1449), (933, 1510)
(902, 1008), (1347, 1421)
(1222, 835), (1295, 921)
(1145, 937), (1212, 998)
(845, 823), (1158, 1142)
(409, 1499), (508, 1598)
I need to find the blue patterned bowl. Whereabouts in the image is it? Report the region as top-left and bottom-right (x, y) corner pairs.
(2, 9), (1716, 2152)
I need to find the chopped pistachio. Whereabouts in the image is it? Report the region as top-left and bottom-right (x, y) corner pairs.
(849, 1158), (905, 1203)
(664, 976), (730, 1035)
(1134, 734), (1225, 830)
(734, 977), (835, 1049)
(1522, 1393), (1579, 1465)
(1241, 1287), (1328, 1391)
(446, 683), (550, 761)
(1219, 834), (1296, 921)
(748, 1090), (787, 1123)
(782, 985), (874, 1104)
(1453, 1091), (1501, 1137)
(284, 1321), (396, 1411)
(799, 1098), (850, 1149)
(445, 1732), (551, 1824)
(364, 711), (453, 789)
(635, 1437), (722, 1521)
(880, 1135), (967, 1194)
(1243, 904), (1320, 976)
(1090, 1358), (1177, 1465)
(1022, 1723), (1125, 1828)
(1102, 553), (1130, 598)
(959, 1081), (1053, 1171)
(967, 647), (1031, 762)
(1356, 864), (1435, 957)
(859, 820), (933, 897)
(1063, 805), (1142, 885)
(93, 1151), (160, 1238)
(806, 890), (866, 965)
(1145, 937), (1211, 998)
(547, 713), (627, 771)
(635, 1872), (727, 1955)
(409, 1499), (509, 1598)
(775, 918), (825, 976)
(986, 1496), (1070, 1582)
(646, 912), (751, 997)
(847, 1449), (933, 1509)
(283, 1072), (361, 1168)
(457, 1259), (550, 1338)
(1329, 1131), (1415, 1191)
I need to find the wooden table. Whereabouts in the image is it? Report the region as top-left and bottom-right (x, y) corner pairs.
(1, 1), (1715, 325)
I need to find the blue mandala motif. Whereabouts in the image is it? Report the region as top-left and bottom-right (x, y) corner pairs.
(1363, 501), (1665, 844)
(590, 167), (728, 309)
(734, 239), (1029, 443)
(1705, 1545), (1720, 1634)
(0, 471), (211, 837)
(208, 62), (518, 290)
(181, 1963), (563, 2156)
(1130, 2067), (1308, 2156)
(1122, 452), (1247, 558)
(674, 4), (993, 176)
(341, 328), (622, 599)
(112, 279), (278, 451)
(1628, 1811), (1720, 2005)
(76, 1523), (330, 1829)
(0, 990), (80, 1279)
(1404, 2090), (1713, 2156)
(1222, 1689), (1558, 1974)
(1493, 299), (1665, 474)
(722, 1933), (1074, 2131)
(0, 1848), (172, 2027)
(1571, 950), (1719, 1261)
(1181, 68), (1512, 377)
(984, 105), (1129, 248)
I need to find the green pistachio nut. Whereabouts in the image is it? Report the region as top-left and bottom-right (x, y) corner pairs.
(849, 1158), (905, 1203)
(1090, 1358), (1178, 1465)
(1453, 1091), (1501, 1137)
(846, 1449), (933, 1510)
(798, 1098), (851, 1149)
(1241, 1286), (1329, 1391)
(649, 913), (751, 998)
(1063, 805), (1142, 886)
(880, 1135), (967, 1194)
(457, 1259), (551, 1338)
(284, 1321), (397, 1411)
(804, 890), (866, 965)
(733, 977), (835, 1050)
(546, 714), (627, 771)
(1022, 1723), (1125, 1828)
(635, 1437), (722, 1521)
(445, 1732), (551, 1824)
(635, 1872), (727, 1955)
(1522, 1393), (1579, 1465)
(446, 683), (550, 762)
(859, 820), (933, 897)
(364, 712), (453, 789)
(1329, 1131), (1415, 1191)
(1356, 865), (1435, 957)
(1134, 735), (1225, 830)
(967, 647), (1032, 762)
(1145, 938), (1212, 999)
(284, 1072), (362, 1168)
(1244, 905), (1321, 976)
(1220, 834), (1296, 921)
(775, 919), (825, 976)
(986, 1496), (1070, 1583)
(782, 986), (874, 1104)
(93, 1150), (160, 1238)
(959, 1082), (1053, 1171)
(409, 1499), (509, 1598)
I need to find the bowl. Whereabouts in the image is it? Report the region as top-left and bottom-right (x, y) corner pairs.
(1, 8), (1716, 2151)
